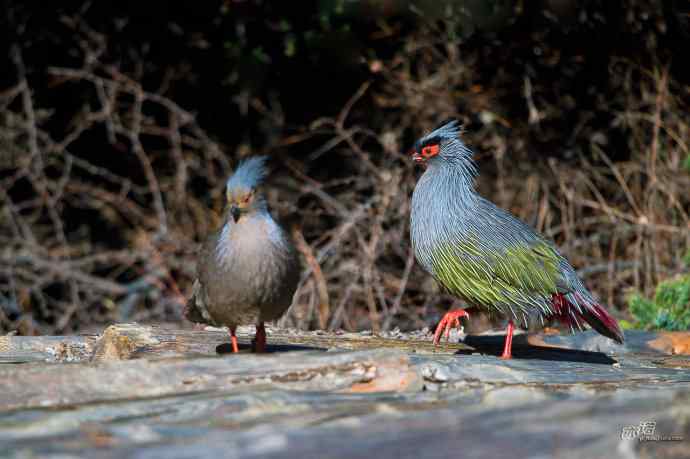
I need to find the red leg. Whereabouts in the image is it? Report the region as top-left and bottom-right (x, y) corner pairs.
(254, 322), (267, 353)
(433, 309), (470, 345)
(500, 320), (514, 360)
(229, 326), (239, 353)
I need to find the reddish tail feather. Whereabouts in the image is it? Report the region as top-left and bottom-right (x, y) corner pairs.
(551, 293), (624, 344)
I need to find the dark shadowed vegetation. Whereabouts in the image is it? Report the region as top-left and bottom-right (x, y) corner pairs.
(1, 0), (688, 335)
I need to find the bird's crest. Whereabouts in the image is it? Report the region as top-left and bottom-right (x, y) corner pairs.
(414, 118), (461, 152)
(227, 156), (269, 191)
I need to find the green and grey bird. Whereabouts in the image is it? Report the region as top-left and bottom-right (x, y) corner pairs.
(410, 120), (623, 358)
(184, 156), (300, 352)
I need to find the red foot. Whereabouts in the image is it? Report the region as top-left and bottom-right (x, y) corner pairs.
(500, 320), (514, 360)
(433, 309), (470, 345)
(254, 322), (267, 353)
(228, 326), (239, 353)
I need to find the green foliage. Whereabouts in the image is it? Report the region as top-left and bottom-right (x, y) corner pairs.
(628, 275), (690, 331)
(618, 319), (635, 330)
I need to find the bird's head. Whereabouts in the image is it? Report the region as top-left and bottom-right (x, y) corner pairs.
(412, 119), (475, 174)
(225, 156), (269, 222)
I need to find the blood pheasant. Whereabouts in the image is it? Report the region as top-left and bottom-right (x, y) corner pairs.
(410, 120), (624, 359)
(185, 156), (300, 352)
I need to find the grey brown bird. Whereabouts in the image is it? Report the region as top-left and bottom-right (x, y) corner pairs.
(185, 156), (300, 352)
(410, 120), (623, 359)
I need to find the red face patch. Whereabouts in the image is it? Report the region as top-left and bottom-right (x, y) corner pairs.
(421, 144), (439, 159)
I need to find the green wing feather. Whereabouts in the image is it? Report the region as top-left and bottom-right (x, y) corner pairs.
(432, 232), (562, 316)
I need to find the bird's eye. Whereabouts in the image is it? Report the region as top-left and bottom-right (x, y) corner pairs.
(422, 144), (439, 158)
(242, 193), (252, 204)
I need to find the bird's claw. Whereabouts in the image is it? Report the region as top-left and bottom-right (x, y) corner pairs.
(433, 309), (470, 345)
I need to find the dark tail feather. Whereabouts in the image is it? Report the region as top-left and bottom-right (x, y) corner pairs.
(578, 303), (624, 344)
(184, 280), (211, 325)
(183, 299), (205, 324)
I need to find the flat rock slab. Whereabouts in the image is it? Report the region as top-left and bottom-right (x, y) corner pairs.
(1, 324), (689, 458)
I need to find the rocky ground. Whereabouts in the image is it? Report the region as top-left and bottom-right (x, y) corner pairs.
(1, 324), (689, 458)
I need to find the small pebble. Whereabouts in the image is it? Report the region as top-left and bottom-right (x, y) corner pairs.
(424, 383), (441, 392)
(421, 365), (450, 382)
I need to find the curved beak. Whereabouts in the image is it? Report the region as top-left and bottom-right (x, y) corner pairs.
(412, 151), (424, 163)
(230, 205), (241, 223)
